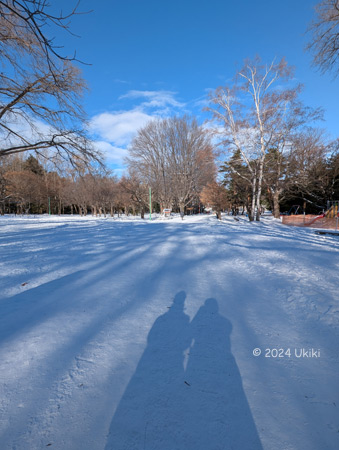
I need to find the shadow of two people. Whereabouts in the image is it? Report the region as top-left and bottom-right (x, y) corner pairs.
(105, 291), (262, 450)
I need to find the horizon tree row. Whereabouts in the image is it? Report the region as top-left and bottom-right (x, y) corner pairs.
(0, 152), (214, 216)
(0, 155), (130, 216)
(1, 122), (338, 218)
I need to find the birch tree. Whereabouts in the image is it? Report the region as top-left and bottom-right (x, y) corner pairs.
(208, 57), (322, 221)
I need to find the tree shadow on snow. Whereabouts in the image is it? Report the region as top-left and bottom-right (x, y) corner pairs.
(104, 293), (262, 450)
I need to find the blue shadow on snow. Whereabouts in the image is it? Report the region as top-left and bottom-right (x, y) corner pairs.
(105, 292), (262, 450)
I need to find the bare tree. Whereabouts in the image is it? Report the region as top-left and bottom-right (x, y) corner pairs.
(4, 169), (46, 213)
(0, 0), (87, 67)
(0, 1), (100, 167)
(307, 0), (339, 76)
(120, 170), (150, 218)
(87, 173), (118, 217)
(167, 117), (216, 214)
(326, 139), (339, 200)
(200, 182), (229, 220)
(208, 57), (322, 221)
(284, 128), (329, 212)
(127, 116), (216, 213)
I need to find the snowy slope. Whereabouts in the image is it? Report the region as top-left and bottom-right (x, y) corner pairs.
(0, 214), (338, 450)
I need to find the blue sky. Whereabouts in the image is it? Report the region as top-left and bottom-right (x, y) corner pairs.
(54, 0), (337, 171)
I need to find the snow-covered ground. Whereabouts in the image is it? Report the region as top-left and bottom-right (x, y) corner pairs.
(0, 214), (338, 450)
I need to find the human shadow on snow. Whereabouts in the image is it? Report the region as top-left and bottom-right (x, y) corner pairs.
(105, 293), (262, 450)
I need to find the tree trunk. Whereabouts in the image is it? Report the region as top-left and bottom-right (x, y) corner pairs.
(249, 176), (257, 221)
(255, 159), (264, 221)
(273, 190), (281, 219)
(179, 202), (185, 215)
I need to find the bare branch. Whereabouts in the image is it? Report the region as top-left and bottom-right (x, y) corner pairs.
(0, 1), (99, 169)
(307, 0), (339, 76)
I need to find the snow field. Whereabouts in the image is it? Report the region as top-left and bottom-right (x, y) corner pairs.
(0, 214), (338, 449)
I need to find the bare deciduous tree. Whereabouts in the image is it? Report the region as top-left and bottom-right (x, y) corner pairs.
(127, 116), (216, 214)
(5, 169), (46, 213)
(307, 0), (339, 76)
(200, 182), (229, 220)
(284, 129), (329, 212)
(208, 57), (322, 221)
(0, 1), (100, 167)
(0, 0), (86, 67)
(120, 170), (150, 218)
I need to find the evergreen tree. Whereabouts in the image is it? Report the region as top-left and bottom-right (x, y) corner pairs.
(220, 149), (252, 215)
(22, 156), (45, 176)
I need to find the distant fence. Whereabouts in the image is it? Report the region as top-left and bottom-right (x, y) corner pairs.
(281, 214), (339, 230)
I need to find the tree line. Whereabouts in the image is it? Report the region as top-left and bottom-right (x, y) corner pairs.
(0, 115), (217, 217)
(0, 154), (154, 216)
(2, 120), (338, 219)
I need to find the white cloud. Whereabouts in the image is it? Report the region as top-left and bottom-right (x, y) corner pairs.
(191, 88), (214, 109)
(93, 141), (129, 166)
(1, 115), (54, 147)
(90, 109), (153, 147)
(89, 89), (186, 171)
(113, 79), (130, 84)
(119, 90), (185, 110)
